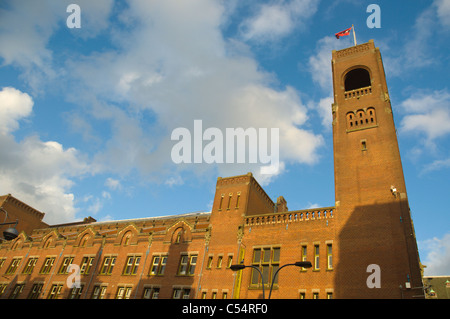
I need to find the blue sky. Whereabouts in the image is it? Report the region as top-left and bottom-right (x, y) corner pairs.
(0, 0), (449, 276)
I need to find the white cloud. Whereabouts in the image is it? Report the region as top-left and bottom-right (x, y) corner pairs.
(399, 90), (450, 146)
(62, 0), (324, 184)
(0, 88), (88, 224)
(105, 178), (122, 191)
(307, 36), (351, 129)
(420, 233), (450, 276)
(0, 87), (34, 135)
(240, 0), (319, 43)
(434, 0), (450, 28)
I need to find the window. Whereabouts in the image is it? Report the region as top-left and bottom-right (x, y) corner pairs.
(91, 285), (107, 299)
(9, 284), (24, 299)
(28, 283), (43, 299)
(173, 288), (191, 299)
(301, 246), (308, 271)
(68, 285), (84, 299)
(80, 234), (90, 247)
(59, 256), (74, 274)
(206, 256), (213, 269)
(235, 192), (241, 208)
(218, 194), (224, 210)
(99, 255), (116, 275)
(47, 284), (63, 299)
(0, 284), (7, 297)
(227, 255), (233, 268)
(251, 247), (280, 287)
(314, 245), (320, 270)
(122, 232), (132, 246)
(23, 257), (38, 274)
(327, 292), (333, 299)
(327, 244), (333, 270)
(361, 140), (367, 151)
(40, 257), (55, 274)
(143, 287), (160, 299)
(6, 258), (21, 275)
(178, 254), (197, 276)
(222, 291), (228, 299)
(217, 255), (223, 268)
(227, 193), (232, 210)
(150, 255), (167, 275)
(116, 286), (133, 299)
(123, 255), (141, 275)
(313, 292), (319, 299)
(344, 68), (371, 91)
(80, 256), (95, 275)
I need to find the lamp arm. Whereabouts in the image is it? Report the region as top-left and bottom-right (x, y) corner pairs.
(268, 263), (298, 299)
(247, 265), (265, 299)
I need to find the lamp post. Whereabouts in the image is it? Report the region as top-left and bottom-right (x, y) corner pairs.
(0, 207), (19, 241)
(230, 261), (312, 299)
(230, 264), (266, 299)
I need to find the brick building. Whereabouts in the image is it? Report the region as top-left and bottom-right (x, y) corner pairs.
(0, 41), (423, 299)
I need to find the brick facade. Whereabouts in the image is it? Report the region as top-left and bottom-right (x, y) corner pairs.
(0, 41), (423, 299)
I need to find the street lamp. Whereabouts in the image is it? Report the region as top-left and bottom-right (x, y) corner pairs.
(0, 207), (19, 241)
(230, 264), (266, 299)
(268, 261), (312, 299)
(230, 261), (312, 299)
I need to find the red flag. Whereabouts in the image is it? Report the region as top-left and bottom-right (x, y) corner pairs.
(335, 27), (352, 39)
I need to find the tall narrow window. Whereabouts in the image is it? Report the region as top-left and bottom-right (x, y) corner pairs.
(218, 194), (224, 210)
(235, 192), (241, 208)
(314, 245), (320, 270)
(227, 193), (232, 210)
(327, 244), (333, 270)
(301, 246), (308, 271)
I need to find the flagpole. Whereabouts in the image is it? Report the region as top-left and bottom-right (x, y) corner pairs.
(352, 24), (357, 46)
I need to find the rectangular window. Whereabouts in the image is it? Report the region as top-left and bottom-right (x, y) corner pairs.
(23, 257), (38, 274)
(40, 257), (55, 274)
(227, 193), (232, 210)
(6, 258), (22, 275)
(251, 247), (280, 287)
(173, 288), (191, 299)
(47, 284), (63, 299)
(178, 254), (197, 276)
(59, 256), (74, 274)
(143, 287), (160, 299)
(123, 255), (141, 275)
(235, 192), (241, 208)
(28, 283), (43, 299)
(314, 245), (320, 270)
(100, 255), (116, 275)
(327, 244), (333, 270)
(206, 256), (213, 269)
(218, 194), (224, 210)
(217, 255), (223, 268)
(68, 285), (84, 299)
(91, 285), (107, 299)
(227, 255), (233, 268)
(301, 245), (308, 271)
(9, 283), (25, 299)
(150, 255), (167, 275)
(116, 286), (133, 299)
(80, 256), (95, 275)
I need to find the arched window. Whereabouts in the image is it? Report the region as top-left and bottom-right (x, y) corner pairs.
(345, 68), (371, 91)
(122, 231), (132, 246)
